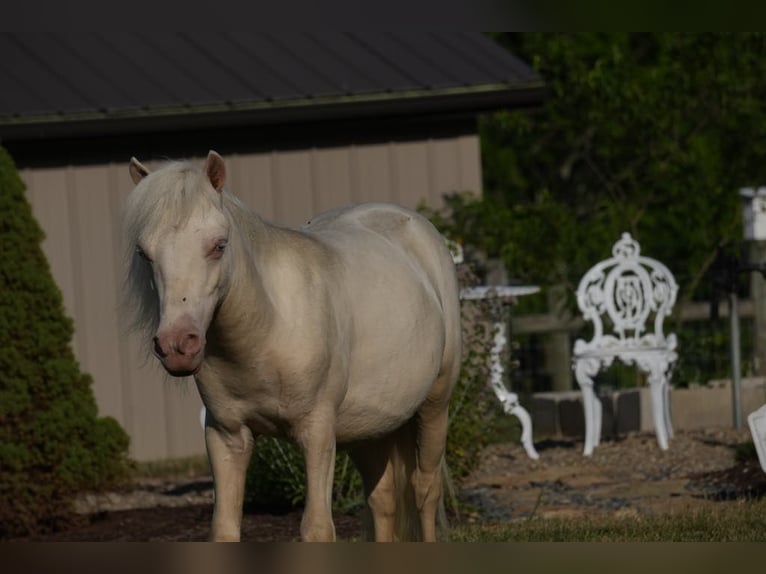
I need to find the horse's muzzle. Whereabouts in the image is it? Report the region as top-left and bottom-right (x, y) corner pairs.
(153, 331), (204, 377)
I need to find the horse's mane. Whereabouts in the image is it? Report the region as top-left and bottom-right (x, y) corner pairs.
(121, 160), (257, 345)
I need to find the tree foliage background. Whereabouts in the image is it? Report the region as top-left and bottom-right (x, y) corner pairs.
(427, 33), (766, 313)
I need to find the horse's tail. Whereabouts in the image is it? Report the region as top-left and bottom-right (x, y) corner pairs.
(391, 419), (452, 542)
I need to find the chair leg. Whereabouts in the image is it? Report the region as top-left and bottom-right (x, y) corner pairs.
(580, 384), (600, 456)
(649, 377), (669, 451)
(574, 357), (601, 456)
(663, 376), (674, 439)
(592, 391), (603, 450)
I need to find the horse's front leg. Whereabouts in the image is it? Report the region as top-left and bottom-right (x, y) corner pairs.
(296, 411), (337, 542)
(205, 421), (255, 542)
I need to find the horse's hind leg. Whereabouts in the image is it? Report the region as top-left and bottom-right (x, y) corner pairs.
(412, 399), (449, 542)
(349, 438), (397, 542)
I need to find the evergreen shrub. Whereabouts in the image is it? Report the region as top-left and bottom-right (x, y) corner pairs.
(0, 147), (131, 538)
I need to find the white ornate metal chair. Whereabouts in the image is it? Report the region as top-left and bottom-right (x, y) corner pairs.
(572, 233), (679, 456)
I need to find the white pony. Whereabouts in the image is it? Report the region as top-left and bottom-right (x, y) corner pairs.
(123, 151), (462, 541)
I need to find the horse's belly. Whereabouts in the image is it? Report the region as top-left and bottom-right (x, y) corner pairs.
(334, 407), (407, 443)
(334, 276), (449, 439)
(334, 391), (421, 443)
(335, 328), (445, 442)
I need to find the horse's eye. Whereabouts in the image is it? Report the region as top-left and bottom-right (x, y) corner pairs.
(210, 239), (227, 259)
(136, 246), (152, 262)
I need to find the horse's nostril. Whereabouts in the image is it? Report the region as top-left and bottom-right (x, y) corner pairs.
(182, 333), (201, 356)
(153, 336), (168, 358)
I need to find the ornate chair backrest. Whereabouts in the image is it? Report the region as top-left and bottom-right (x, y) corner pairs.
(575, 233), (678, 353)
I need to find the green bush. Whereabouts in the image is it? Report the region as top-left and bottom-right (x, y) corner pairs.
(0, 147), (132, 538)
(244, 438), (363, 514)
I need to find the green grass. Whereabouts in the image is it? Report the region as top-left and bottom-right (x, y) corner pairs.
(449, 499), (766, 541)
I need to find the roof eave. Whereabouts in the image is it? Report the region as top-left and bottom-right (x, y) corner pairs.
(0, 82), (546, 142)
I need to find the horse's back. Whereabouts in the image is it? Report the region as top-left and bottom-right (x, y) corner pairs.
(307, 202), (447, 263)
(305, 202), (423, 238)
(305, 203), (458, 311)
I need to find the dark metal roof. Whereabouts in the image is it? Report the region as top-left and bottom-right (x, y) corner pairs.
(0, 32), (543, 142)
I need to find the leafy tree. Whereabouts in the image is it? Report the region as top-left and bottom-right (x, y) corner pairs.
(429, 33), (766, 315)
(0, 146), (131, 538)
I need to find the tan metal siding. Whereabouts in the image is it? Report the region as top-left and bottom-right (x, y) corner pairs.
(311, 148), (353, 214)
(457, 134), (482, 192)
(69, 166), (124, 421)
(20, 168), (78, 332)
(430, 138), (462, 202)
(272, 150), (314, 226)
(350, 143), (394, 205)
(21, 134), (481, 461)
(228, 153), (276, 221)
(393, 141), (430, 209)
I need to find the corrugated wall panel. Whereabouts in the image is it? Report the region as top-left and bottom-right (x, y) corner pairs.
(392, 141), (431, 209)
(21, 134), (482, 461)
(125, 340), (182, 460)
(429, 138), (461, 202)
(350, 143), (394, 204)
(22, 168), (78, 334)
(312, 147), (353, 214)
(68, 166), (124, 421)
(272, 150), (314, 226)
(228, 153), (276, 221)
(163, 382), (205, 458)
(457, 134), (482, 192)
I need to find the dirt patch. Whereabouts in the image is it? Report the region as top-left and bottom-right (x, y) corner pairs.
(11, 429), (766, 541)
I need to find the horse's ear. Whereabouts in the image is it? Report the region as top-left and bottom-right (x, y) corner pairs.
(129, 157), (150, 185)
(205, 150), (226, 193)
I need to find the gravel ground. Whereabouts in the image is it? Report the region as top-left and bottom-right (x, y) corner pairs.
(460, 428), (766, 522)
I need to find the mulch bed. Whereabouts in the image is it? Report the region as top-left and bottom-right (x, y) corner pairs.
(15, 504), (363, 542)
(687, 458), (766, 501)
(11, 429), (766, 541)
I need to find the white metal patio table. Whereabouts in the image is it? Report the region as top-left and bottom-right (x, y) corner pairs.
(460, 285), (541, 460)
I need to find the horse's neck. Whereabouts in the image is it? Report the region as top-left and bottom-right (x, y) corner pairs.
(215, 197), (324, 324)
(211, 211), (313, 335)
(209, 212), (276, 351)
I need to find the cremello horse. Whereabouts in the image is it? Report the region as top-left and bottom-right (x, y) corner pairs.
(123, 151), (462, 542)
